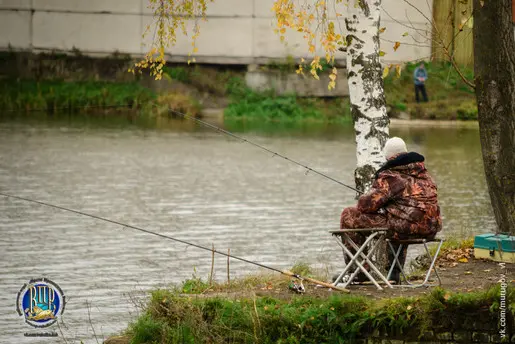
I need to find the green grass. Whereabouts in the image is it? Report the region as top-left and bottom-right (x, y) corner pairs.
(125, 285), (513, 344)
(384, 61), (476, 120)
(0, 79), (156, 113)
(224, 77), (351, 122)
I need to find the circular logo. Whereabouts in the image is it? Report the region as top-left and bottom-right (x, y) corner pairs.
(16, 278), (66, 328)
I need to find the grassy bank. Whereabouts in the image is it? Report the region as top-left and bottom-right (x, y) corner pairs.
(162, 61), (476, 122)
(0, 79), (156, 113)
(118, 284), (511, 344)
(384, 62), (476, 120)
(0, 56), (476, 122)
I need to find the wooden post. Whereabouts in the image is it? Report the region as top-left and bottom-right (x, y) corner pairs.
(227, 248), (230, 286)
(209, 244), (215, 286)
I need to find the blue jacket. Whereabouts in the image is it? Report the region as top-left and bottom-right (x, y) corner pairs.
(413, 67), (428, 85)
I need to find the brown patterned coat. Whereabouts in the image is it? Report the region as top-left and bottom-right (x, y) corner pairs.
(340, 154), (442, 240)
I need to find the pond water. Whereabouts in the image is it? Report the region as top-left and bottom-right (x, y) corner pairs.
(0, 114), (495, 343)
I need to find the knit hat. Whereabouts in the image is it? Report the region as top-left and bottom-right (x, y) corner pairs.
(384, 137), (407, 159)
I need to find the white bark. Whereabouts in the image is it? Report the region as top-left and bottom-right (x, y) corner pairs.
(345, 0), (389, 193)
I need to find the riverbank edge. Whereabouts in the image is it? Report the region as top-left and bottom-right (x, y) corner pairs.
(0, 52), (478, 122)
(103, 284), (513, 344)
(201, 108), (480, 128)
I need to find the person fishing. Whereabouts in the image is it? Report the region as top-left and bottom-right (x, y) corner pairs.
(413, 62), (429, 103)
(339, 137), (442, 284)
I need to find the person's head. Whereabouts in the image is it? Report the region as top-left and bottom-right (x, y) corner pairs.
(384, 137), (407, 160)
(419, 62), (425, 69)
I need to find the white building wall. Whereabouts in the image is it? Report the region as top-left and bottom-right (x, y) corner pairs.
(0, 0), (433, 65)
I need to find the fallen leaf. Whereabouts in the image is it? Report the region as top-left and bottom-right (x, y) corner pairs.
(264, 306), (269, 310)
(444, 293), (451, 300)
(480, 0), (484, 7)
(464, 271), (473, 275)
(458, 258), (468, 263)
(483, 269), (491, 273)
(407, 305), (413, 310)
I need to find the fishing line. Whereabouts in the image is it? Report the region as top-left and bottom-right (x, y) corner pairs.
(166, 108), (362, 194)
(1, 103), (363, 193)
(0, 192), (349, 292)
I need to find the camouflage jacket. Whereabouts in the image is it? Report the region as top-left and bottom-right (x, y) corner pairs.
(357, 152), (442, 237)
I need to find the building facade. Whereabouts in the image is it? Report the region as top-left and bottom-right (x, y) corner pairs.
(0, 0), (434, 65)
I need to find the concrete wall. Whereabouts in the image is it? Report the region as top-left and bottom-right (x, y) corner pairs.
(0, 0), (433, 65)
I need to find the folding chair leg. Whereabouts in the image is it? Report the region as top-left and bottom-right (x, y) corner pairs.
(386, 241), (410, 284)
(421, 239), (443, 286)
(393, 238), (444, 288)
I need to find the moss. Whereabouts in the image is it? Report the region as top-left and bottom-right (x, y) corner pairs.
(125, 285), (514, 344)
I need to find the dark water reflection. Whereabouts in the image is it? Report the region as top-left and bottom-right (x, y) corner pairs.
(0, 113), (494, 343)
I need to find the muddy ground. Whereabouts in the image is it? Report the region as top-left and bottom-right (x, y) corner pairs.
(198, 257), (514, 300)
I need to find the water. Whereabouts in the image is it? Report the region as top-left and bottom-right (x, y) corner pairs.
(0, 114), (495, 343)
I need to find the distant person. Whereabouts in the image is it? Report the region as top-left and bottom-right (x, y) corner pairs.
(339, 137), (442, 284)
(413, 63), (428, 103)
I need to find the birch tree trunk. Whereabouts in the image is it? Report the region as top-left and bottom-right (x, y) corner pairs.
(345, 0), (390, 271)
(345, 0), (389, 193)
(473, 0), (515, 234)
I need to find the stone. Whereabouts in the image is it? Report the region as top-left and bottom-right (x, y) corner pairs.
(419, 330), (435, 340)
(489, 334), (501, 343)
(453, 332), (472, 343)
(472, 332), (490, 342)
(436, 332), (453, 341)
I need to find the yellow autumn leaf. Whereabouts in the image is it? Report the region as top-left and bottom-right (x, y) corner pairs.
(402, 32), (409, 37)
(395, 64), (402, 78)
(379, 27), (386, 33)
(458, 257), (468, 263)
(382, 66), (390, 79)
(379, 51), (386, 57)
(280, 28), (286, 34)
(443, 293), (451, 300)
(393, 41), (401, 51)
(309, 45), (315, 53)
(329, 73), (337, 81)
(407, 305), (413, 311)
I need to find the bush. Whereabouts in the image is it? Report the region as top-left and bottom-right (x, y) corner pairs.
(156, 92), (201, 117)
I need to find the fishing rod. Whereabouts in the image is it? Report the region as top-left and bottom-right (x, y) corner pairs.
(166, 108), (363, 194)
(2, 103), (362, 194)
(0, 192), (349, 292)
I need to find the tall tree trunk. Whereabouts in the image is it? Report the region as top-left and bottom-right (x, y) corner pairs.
(345, 0), (390, 272)
(473, 0), (515, 234)
(345, 0), (390, 194)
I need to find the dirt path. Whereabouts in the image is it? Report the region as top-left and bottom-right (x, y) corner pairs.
(199, 258), (514, 300)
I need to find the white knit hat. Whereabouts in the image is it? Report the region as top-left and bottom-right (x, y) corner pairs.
(384, 137), (407, 159)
